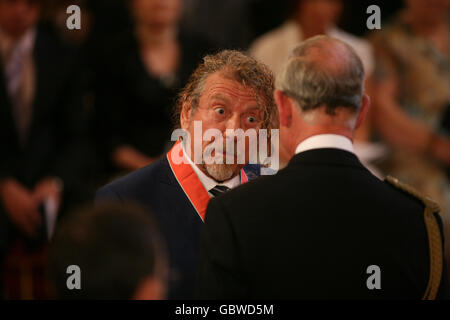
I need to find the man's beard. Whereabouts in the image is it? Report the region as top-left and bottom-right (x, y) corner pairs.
(202, 139), (241, 182)
(204, 162), (237, 182)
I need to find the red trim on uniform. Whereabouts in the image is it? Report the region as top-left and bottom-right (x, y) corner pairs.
(167, 141), (211, 221)
(240, 169), (249, 183)
(167, 141), (251, 222)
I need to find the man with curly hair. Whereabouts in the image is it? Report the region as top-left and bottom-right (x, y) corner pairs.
(97, 50), (278, 299)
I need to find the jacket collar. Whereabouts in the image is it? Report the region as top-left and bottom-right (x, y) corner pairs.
(288, 148), (367, 171)
(295, 134), (354, 155)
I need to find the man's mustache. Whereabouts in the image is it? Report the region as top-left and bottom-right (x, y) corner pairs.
(203, 139), (246, 159)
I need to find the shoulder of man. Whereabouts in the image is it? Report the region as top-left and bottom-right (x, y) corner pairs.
(384, 175), (444, 300)
(384, 176), (440, 213)
(210, 168), (281, 219)
(96, 157), (172, 202)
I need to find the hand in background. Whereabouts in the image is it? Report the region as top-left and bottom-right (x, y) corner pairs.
(0, 179), (41, 238)
(33, 177), (63, 210)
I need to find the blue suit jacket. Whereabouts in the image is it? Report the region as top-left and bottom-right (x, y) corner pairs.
(96, 156), (260, 299)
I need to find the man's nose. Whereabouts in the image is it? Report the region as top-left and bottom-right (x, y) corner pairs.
(225, 114), (241, 131)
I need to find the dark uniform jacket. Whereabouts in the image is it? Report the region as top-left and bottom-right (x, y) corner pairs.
(196, 148), (449, 299)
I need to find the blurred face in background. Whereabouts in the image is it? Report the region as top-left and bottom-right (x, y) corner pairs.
(130, 0), (182, 29)
(296, 0), (343, 33)
(0, 0), (40, 38)
(406, 0), (450, 24)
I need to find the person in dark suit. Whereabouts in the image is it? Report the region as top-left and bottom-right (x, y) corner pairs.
(96, 50), (279, 299)
(0, 0), (89, 299)
(196, 35), (449, 299)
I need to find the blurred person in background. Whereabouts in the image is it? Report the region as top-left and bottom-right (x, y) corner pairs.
(95, 0), (215, 178)
(43, 0), (130, 191)
(249, 0), (374, 77)
(0, 0), (89, 299)
(47, 0), (131, 48)
(182, 0), (254, 50)
(248, 0), (379, 170)
(369, 0), (450, 267)
(181, 0), (289, 50)
(50, 202), (167, 299)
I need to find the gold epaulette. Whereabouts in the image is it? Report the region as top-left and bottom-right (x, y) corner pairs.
(385, 175), (443, 300)
(385, 176), (440, 212)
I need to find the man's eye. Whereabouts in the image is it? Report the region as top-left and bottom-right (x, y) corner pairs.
(247, 116), (257, 123)
(215, 108), (225, 115)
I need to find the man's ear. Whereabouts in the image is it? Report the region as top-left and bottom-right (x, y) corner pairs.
(355, 94), (370, 129)
(274, 90), (292, 128)
(180, 101), (192, 130)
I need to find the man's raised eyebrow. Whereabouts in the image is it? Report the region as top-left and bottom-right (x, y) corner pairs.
(210, 94), (262, 110)
(209, 93), (232, 103)
(247, 105), (262, 111)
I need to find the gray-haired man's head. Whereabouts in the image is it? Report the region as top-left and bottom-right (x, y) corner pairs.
(276, 35), (365, 116)
(274, 35), (370, 159)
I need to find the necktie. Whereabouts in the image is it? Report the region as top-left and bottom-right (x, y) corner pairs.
(209, 185), (230, 197)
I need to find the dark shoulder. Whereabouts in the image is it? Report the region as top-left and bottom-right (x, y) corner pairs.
(213, 169), (429, 221)
(96, 157), (173, 201)
(220, 163), (300, 199)
(383, 175), (438, 214)
(210, 170), (281, 211)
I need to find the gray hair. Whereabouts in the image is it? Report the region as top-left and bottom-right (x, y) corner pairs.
(276, 35), (365, 115)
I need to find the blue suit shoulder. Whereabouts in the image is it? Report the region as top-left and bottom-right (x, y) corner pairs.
(96, 157), (172, 203)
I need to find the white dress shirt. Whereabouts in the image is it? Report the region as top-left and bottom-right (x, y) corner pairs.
(182, 142), (241, 197)
(295, 134), (354, 155)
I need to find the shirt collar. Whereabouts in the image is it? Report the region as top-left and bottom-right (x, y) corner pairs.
(295, 134), (354, 155)
(181, 141), (241, 195)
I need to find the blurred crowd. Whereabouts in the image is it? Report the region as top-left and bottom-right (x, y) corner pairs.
(0, 0), (448, 299)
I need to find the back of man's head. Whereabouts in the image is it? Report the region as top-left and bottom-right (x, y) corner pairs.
(276, 35), (365, 116)
(50, 202), (167, 300)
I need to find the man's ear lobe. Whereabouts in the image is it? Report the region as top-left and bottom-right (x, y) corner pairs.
(274, 90), (292, 127)
(180, 102), (192, 130)
(355, 94), (370, 129)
